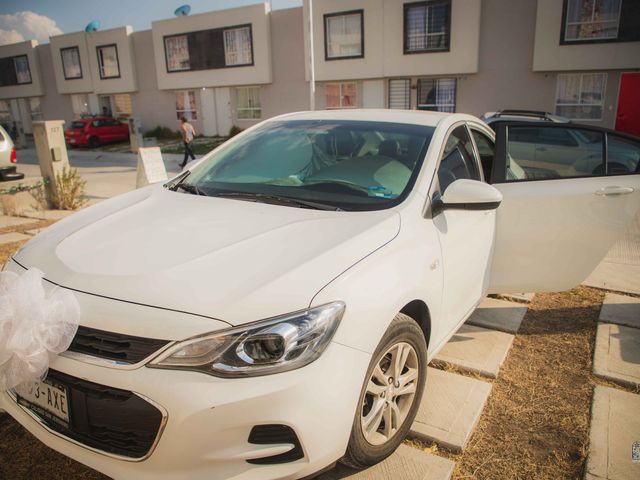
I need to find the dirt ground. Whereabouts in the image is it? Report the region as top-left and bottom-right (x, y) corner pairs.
(0, 222), (633, 479)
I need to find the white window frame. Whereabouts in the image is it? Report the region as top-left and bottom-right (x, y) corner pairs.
(61, 47), (82, 80)
(175, 90), (197, 121)
(236, 87), (262, 120)
(96, 45), (120, 79)
(29, 97), (43, 121)
(165, 35), (190, 72)
(325, 82), (358, 109)
(564, 0), (622, 42)
(555, 73), (607, 121)
(325, 10), (364, 60)
(417, 78), (456, 113)
(223, 26), (253, 67)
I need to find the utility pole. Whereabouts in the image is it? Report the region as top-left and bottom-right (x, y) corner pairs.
(308, 0), (316, 110)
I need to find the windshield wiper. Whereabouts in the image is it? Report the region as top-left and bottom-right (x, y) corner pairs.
(301, 180), (372, 197)
(177, 182), (208, 196)
(210, 192), (343, 211)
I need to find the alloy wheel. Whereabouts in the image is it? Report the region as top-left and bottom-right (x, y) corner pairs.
(360, 341), (419, 445)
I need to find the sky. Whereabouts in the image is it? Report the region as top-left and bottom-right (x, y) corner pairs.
(0, 0), (302, 45)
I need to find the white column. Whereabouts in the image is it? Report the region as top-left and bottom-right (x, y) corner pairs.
(308, 0), (315, 110)
(88, 94), (100, 116)
(362, 80), (385, 108)
(200, 88), (218, 136)
(214, 88), (232, 137)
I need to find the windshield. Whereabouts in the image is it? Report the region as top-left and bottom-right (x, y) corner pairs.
(183, 120), (434, 211)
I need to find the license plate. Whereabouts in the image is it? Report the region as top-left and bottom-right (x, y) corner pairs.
(17, 379), (70, 426)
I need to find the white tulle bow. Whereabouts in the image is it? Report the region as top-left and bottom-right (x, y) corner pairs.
(0, 268), (80, 391)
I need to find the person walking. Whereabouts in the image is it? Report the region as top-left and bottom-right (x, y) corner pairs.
(179, 117), (196, 169)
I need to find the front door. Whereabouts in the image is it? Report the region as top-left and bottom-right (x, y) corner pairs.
(432, 123), (496, 333)
(616, 73), (640, 137)
(489, 122), (640, 293)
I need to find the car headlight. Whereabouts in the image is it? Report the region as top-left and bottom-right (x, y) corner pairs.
(148, 302), (345, 377)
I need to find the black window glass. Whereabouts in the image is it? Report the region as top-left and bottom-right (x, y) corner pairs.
(438, 125), (480, 193)
(506, 126), (605, 181)
(471, 129), (495, 182)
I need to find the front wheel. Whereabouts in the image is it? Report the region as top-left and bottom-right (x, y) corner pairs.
(341, 313), (427, 469)
(88, 136), (100, 148)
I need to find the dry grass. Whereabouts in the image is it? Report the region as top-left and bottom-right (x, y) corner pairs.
(452, 287), (606, 480)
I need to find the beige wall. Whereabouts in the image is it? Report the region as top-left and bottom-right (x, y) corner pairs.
(86, 26), (138, 95)
(37, 44), (75, 126)
(50, 31), (94, 94)
(0, 40), (43, 100)
(129, 30), (189, 134)
(303, 0), (481, 82)
(458, 0), (622, 129)
(152, 3), (273, 91)
(231, 7), (310, 129)
(533, 0), (640, 72)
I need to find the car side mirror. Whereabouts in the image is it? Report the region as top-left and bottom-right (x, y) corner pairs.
(431, 179), (503, 217)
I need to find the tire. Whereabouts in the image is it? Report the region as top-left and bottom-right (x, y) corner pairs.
(88, 136), (100, 148)
(341, 313), (428, 469)
(0, 172), (25, 182)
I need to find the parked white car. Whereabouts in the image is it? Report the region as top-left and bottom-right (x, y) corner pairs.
(1, 110), (639, 480)
(0, 124), (23, 182)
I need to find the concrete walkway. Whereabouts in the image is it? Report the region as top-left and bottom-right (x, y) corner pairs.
(467, 297), (528, 333)
(318, 445), (455, 480)
(585, 386), (640, 480)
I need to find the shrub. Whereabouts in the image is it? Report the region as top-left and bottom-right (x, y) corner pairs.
(143, 126), (181, 140)
(228, 125), (243, 138)
(54, 167), (87, 210)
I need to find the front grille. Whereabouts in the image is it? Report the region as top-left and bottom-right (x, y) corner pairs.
(68, 326), (170, 364)
(16, 370), (164, 459)
(247, 424), (304, 464)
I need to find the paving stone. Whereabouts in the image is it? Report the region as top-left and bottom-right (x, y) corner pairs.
(0, 216), (34, 229)
(25, 228), (43, 236)
(585, 386), (640, 480)
(410, 367), (491, 452)
(434, 324), (514, 378)
(318, 444), (454, 480)
(21, 209), (75, 221)
(593, 323), (640, 388)
(0, 232), (30, 245)
(599, 293), (640, 329)
(467, 298), (528, 333)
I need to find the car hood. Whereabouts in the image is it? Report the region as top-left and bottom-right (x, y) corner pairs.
(14, 186), (400, 325)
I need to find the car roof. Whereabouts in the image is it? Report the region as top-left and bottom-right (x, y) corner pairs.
(269, 109), (478, 128)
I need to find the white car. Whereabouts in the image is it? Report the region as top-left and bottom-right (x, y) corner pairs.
(1, 110), (639, 480)
(0, 124), (23, 182)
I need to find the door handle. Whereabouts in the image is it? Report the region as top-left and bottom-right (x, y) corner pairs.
(595, 186), (634, 197)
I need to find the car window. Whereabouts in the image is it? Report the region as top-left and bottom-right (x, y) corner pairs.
(71, 121), (86, 129)
(185, 120), (434, 211)
(470, 129), (495, 183)
(437, 125), (481, 193)
(106, 119), (121, 127)
(607, 134), (640, 175)
(505, 126), (604, 181)
(92, 120), (103, 128)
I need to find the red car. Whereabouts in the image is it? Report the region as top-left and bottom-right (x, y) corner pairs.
(65, 116), (130, 148)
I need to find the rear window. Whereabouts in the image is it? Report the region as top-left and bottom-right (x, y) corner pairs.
(71, 121), (86, 129)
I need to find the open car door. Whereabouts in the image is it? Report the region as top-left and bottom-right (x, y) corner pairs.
(488, 122), (640, 293)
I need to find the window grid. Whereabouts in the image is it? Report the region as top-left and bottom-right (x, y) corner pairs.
(564, 0), (622, 41)
(176, 90), (197, 121)
(236, 87), (262, 120)
(417, 78), (456, 113)
(388, 79), (411, 110)
(96, 45), (120, 79)
(555, 73), (607, 121)
(325, 82), (358, 109)
(61, 47), (82, 80)
(325, 11), (364, 60)
(224, 26), (253, 66)
(404, 1), (450, 53)
(165, 35), (190, 72)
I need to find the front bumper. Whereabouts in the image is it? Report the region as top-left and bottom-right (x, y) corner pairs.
(1, 340), (370, 480)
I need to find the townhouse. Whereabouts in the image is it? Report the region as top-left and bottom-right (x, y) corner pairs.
(0, 0), (638, 141)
